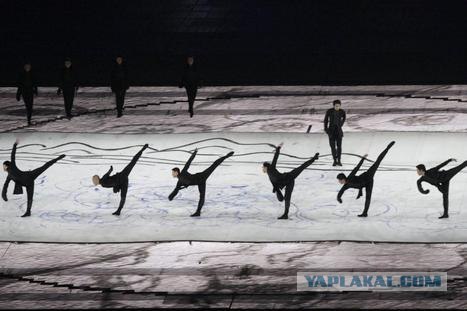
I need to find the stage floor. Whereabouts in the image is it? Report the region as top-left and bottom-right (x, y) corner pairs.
(1, 85), (467, 308)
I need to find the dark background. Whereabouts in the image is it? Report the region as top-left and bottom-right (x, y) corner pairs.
(1, 0), (466, 86)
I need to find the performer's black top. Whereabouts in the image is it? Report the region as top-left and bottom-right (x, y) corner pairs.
(337, 157), (369, 200)
(111, 63), (129, 92)
(417, 159), (453, 194)
(180, 64), (200, 88)
(59, 66), (79, 90)
(266, 146), (289, 190)
(324, 108), (346, 135)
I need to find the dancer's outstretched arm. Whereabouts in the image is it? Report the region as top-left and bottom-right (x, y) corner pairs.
(348, 156), (366, 179)
(102, 166), (113, 181)
(2, 176), (11, 201)
(11, 142), (18, 164)
(168, 181), (185, 201)
(417, 178), (430, 194)
(324, 110), (330, 133)
(341, 110), (346, 126)
(337, 184), (349, 203)
(433, 159), (455, 171)
(271, 144), (283, 168)
(182, 149), (197, 173)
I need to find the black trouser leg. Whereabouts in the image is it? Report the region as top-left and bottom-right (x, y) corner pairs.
(442, 161), (467, 182)
(113, 183), (128, 215)
(328, 134), (337, 161)
(121, 146), (146, 177)
(287, 157), (317, 180)
(200, 154), (229, 180)
(442, 187), (449, 217)
(63, 89), (74, 118)
(360, 182), (373, 216)
(279, 180), (294, 219)
(367, 141), (395, 176)
(30, 155), (64, 180)
(116, 91), (125, 117)
(22, 184), (34, 217)
(23, 93), (33, 124)
(186, 86), (197, 117)
(336, 135), (343, 162)
(192, 182), (206, 216)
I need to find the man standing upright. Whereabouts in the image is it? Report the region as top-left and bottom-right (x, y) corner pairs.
(57, 57), (79, 119)
(179, 56), (201, 118)
(16, 62), (38, 125)
(111, 56), (129, 118)
(324, 100), (346, 166)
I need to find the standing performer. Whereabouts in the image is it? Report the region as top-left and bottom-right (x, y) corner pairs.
(2, 140), (66, 217)
(416, 159), (467, 219)
(16, 62), (38, 125)
(92, 144), (148, 216)
(179, 56), (201, 118)
(169, 149), (234, 217)
(263, 143), (319, 219)
(57, 57), (79, 119)
(324, 100), (346, 166)
(336, 141), (395, 217)
(111, 56), (129, 118)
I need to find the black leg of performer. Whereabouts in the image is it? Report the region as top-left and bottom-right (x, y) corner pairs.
(21, 154), (65, 217)
(336, 135), (342, 165)
(115, 90), (125, 117)
(366, 141), (395, 177)
(23, 93), (33, 125)
(287, 157), (318, 180)
(278, 180), (294, 219)
(186, 86), (197, 118)
(357, 142), (394, 217)
(439, 183), (450, 219)
(112, 146), (147, 215)
(120, 147), (146, 177)
(30, 155), (65, 180)
(198, 151), (233, 180)
(190, 152), (233, 217)
(112, 183), (128, 216)
(328, 132), (343, 166)
(328, 134), (337, 165)
(359, 181), (373, 217)
(23, 184), (34, 218)
(191, 182), (206, 217)
(441, 161), (467, 182)
(437, 161), (467, 218)
(277, 154), (318, 219)
(63, 89), (74, 119)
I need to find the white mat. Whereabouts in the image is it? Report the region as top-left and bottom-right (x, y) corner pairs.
(0, 131), (466, 243)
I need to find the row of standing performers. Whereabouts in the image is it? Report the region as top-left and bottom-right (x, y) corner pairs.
(15, 56), (201, 125)
(3, 140), (466, 219)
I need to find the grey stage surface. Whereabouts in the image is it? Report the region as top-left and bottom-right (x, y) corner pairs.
(1, 85), (467, 309)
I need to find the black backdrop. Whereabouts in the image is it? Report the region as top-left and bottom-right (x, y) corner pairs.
(1, 0), (466, 86)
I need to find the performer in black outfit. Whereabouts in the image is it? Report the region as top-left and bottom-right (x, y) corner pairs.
(111, 56), (129, 117)
(337, 141), (395, 217)
(263, 143), (319, 219)
(416, 159), (467, 219)
(324, 100), (346, 166)
(179, 56), (201, 118)
(169, 149), (234, 217)
(57, 58), (79, 119)
(92, 144), (148, 216)
(2, 140), (66, 217)
(16, 63), (38, 125)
